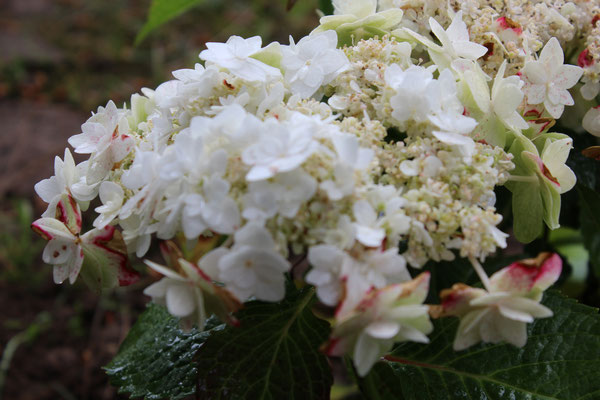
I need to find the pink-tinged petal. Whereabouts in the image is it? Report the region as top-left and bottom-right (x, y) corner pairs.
(31, 218), (74, 241)
(87, 148), (113, 185)
(489, 253), (562, 294)
(531, 253), (562, 291)
(68, 246), (85, 284)
(543, 100), (565, 119)
(81, 226), (140, 288)
(522, 151), (560, 189)
(110, 134), (135, 163)
(523, 84), (546, 104)
(524, 83), (546, 104)
(578, 48), (594, 68)
(42, 240), (75, 265)
(400, 272), (430, 305)
(433, 283), (486, 318)
(548, 87), (573, 107)
(69, 122), (106, 154)
(495, 17), (522, 35)
(55, 194), (82, 235)
(554, 64), (583, 90)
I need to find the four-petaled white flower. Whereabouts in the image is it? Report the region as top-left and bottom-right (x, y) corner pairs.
(306, 245), (411, 308)
(32, 194), (139, 288)
(435, 253), (561, 350)
(320, 133), (373, 201)
(405, 12), (487, 70)
(200, 36), (281, 82)
(429, 11), (488, 65)
(242, 117), (319, 181)
(324, 273), (433, 376)
(34, 148), (98, 217)
(144, 258), (241, 331)
(281, 30), (349, 99)
(93, 181), (124, 229)
(69, 100), (136, 184)
(522, 37), (583, 119)
(353, 200), (386, 247)
(199, 223), (291, 302)
(539, 138), (576, 194)
(429, 112), (477, 161)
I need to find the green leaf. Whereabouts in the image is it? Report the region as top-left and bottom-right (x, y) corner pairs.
(510, 181), (544, 243)
(195, 286), (333, 399)
(318, 0), (334, 16)
(135, 0), (207, 45)
(505, 135), (544, 243)
(105, 304), (221, 400)
(578, 184), (600, 277)
(358, 291), (600, 400)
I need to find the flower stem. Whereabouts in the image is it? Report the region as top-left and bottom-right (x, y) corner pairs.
(469, 256), (492, 292)
(507, 174), (538, 183)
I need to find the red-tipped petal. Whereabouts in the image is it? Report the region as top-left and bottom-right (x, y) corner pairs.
(55, 194), (82, 235)
(489, 252), (562, 294)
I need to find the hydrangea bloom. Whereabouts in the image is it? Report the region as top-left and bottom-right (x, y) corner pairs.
(522, 37), (583, 119)
(33, 4), (587, 378)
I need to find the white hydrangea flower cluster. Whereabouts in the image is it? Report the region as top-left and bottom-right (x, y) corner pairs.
(34, 0), (583, 376)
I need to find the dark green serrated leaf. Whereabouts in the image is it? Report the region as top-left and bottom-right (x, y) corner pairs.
(578, 184), (600, 277)
(105, 303), (222, 400)
(358, 291), (600, 400)
(135, 0), (207, 45)
(196, 286), (333, 399)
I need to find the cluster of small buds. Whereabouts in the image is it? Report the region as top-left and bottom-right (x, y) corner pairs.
(33, 0), (584, 376)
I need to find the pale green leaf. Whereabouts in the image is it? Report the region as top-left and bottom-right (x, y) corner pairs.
(136, 0), (208, 45)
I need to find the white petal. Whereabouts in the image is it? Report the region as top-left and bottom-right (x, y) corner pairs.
(353, 333), (384, 377)
(366, 321), (400, 339)
(166, 284), (197, 317)
(355, 225), (386, 247)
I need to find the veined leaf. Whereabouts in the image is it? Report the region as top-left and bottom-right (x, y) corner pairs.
(105, 304), (222, 400)
(106, 286), (332, 399)
(195, 286), (333, 399)
(136, 0), (208, 45)
(357, 291), (600, 400)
